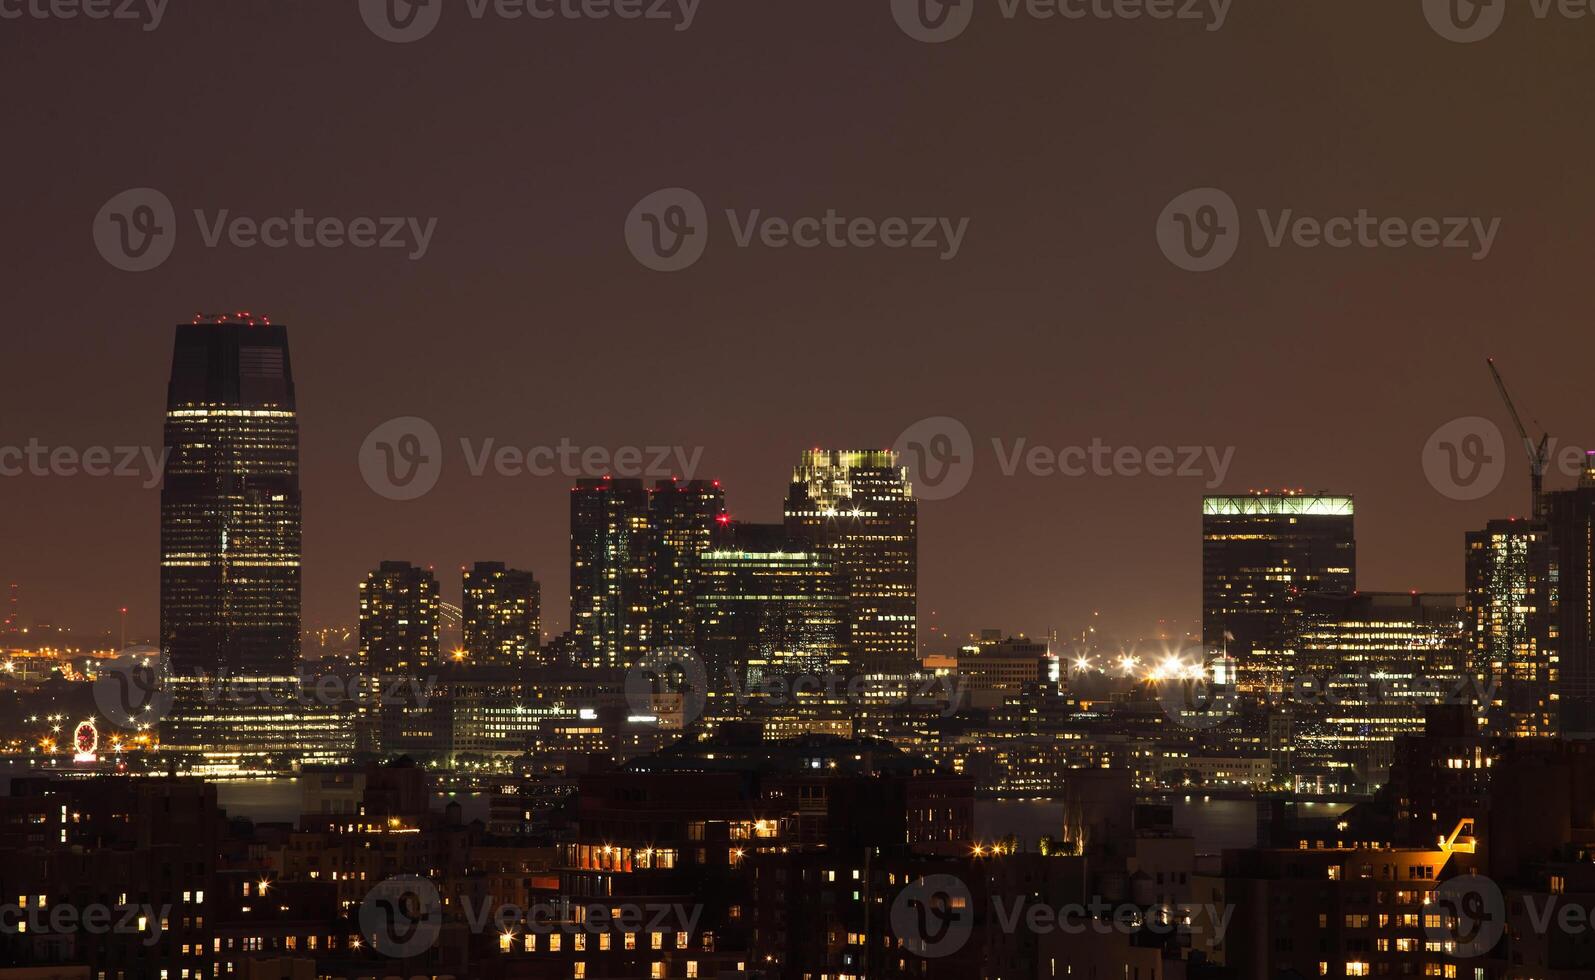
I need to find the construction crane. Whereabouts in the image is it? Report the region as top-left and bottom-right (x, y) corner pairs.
(1487, 357), (1550, 519)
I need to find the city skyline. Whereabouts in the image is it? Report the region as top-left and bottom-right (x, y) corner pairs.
(6, 3), (1594, 650)
(9, 3), (1595, 978)
(0, 354), (1578, 651)
(5, 322), (1577, 655)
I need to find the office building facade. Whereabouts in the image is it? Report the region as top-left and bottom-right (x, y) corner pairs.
(1545, 457), (1595, 735)
(1465, 518), (1560, 738)
(461, 561), (541, 668)
(649, 479), (727, 652)
(693, 523), (848, 689)
(784, 450), (917, 675)
(1293, 592), (1470, 788)
(1202, 492), (1356, 691)
(358, 561), (440, 675)
(570, 478), (652, 668)
(160, 317), (301, 676)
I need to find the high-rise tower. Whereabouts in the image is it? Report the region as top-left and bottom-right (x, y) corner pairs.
(160, 315), (301, 677)
(649, 479), (727, 652)
(1202, 492), (1356, 692)
(784, 450), (917, 675)
(1467, 518), (1560, 739)
(570, 478), (652, 668)
(462, 562), (541, 669)
(1544, 453), (1595, 735)
(359, 561), (441, 675)
(694, 522), (848, 689)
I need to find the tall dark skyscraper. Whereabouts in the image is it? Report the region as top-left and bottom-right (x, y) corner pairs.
(784, 450), (917, 675)
(1544, 456), (1595, 736)
(1201, 492), (1356, 692)
(649, 479), (727, 652)
(1466, 518), (1560, 739)
(160, 316), (301, 677)
(462, 561), (541, 669)
(570, 478), (652, 668)
(694, 522), (848, 689)
(359, 561), (440, 675)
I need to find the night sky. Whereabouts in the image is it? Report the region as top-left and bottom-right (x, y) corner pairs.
(3, 1), (1592, 649)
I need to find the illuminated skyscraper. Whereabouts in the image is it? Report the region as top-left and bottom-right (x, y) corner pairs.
(359, 561), (440, 675)
(649, 479), (727, 652)
(694, 522), (848, 689)
(570, 478), (651, 668)
(160, 316), (301, 677)
(1202, 492), (1356, 692)
(784, 450), (917, 675)
(1466, 518), (1559, 739)
(1294, 592), (1470, 789)
(462, 562), (541, 668)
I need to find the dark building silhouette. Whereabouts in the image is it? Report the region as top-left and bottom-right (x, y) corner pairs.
(570, 478), (652, 668)
(1544, 456), (1595, 735)
(1201, 491), (1355, 691)
(784, 450), (917, 675)
(160, 316), (301, 677)
(461, 561), (541, 668)
(649, 478), (727, 652)
(693, 522), (848, 689)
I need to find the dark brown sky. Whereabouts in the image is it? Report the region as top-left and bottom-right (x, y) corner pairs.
(3, 0), (1593, 649)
